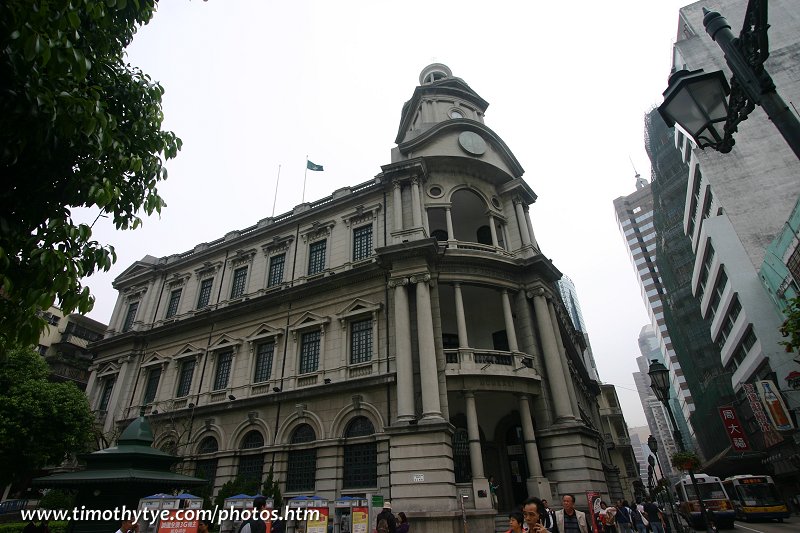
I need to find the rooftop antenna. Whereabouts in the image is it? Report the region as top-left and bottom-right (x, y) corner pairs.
(629, 155), (640, 179)
(630, 155), (648, 190)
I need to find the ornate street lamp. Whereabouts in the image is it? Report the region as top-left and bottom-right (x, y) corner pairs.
(658, 1), (800, 160)
(648, 360), (713, 533)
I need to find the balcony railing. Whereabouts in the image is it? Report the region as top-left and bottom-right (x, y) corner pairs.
(444, 349), (535, 375)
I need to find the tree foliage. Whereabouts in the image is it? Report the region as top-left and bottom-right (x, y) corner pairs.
(779, 294), (800, 353)
(0, 0), (181, 346)
(214, 477), (262, 509)
(0, 344), (95, 486)
(262, 466), (283, 511)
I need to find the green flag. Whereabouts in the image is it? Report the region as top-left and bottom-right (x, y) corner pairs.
(307, 160), (324, 171)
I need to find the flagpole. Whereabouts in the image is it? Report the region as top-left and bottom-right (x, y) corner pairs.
(302, 154), (308, 203)
(271, 164), (281, 217)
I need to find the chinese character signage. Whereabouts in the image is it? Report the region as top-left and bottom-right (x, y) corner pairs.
(718, 406), (750, 450)
(743, 383), (783, 447)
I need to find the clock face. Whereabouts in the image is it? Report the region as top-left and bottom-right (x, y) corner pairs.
(458, 131), (487, 156)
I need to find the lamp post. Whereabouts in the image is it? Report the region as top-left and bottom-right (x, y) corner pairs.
(658, 0), (800, 160)
(648, 360), (713, 533)
(648, 435), (682, 533)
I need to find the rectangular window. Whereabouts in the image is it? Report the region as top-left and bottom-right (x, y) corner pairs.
(213, 350), (233, 390)
(352, 225), (373, 261)
(237, 454), (264, 482)
(350, 319), (372, 364)
(176, 359), (195, 397)
(122, 301), (139, 332)
(98, 378), (115, 411)
(287, 449), (317, 492)
(267, 254), (285, 287)
(308, 240), (326, 275)
(143, 367), (161, 404)
(299, 331), (321, 374)
(230, 266), (248, 299)
(788, 244), (800, 285)
(343, 442), (377, 489)
(197, 278), (213, 309)
(254, 342), (275, 383)
(166, 289), (182, 318)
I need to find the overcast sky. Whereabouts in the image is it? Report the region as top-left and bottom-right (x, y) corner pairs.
(76, 0), (700, 428)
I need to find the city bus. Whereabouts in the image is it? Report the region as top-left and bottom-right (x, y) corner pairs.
(722, 475), (790, 522)
(674, 473), (736, 529)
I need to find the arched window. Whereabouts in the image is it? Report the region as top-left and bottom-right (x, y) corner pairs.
(450, 189), (490, 243)
(195, 436), (219, 491)
(343, 417), (377, 489)
(238, 430), (264, 481)
(198, 436), (219, 454)
(160, 439), (178, 456)
(241, 430), (264, 449)
(452, 428), (471, 483)
(287, 424), (317, 492)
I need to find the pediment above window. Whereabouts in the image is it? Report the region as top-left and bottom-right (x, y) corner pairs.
(142, 351), (170, 368)
(194, 261), (223, 279)
(342, 203), (382, 227)
(245, 323), (285, 342)
(262, 235), (294, 256)
(230, 248), (257, 268)
(336, 299), (382, 324)
(300, 220), (336, 243)
(173, 343), (204, 360)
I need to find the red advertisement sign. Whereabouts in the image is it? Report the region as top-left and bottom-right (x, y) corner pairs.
(718, 406), (750, 451)
(743, 383), (784, 447)
(586, 491), (601, 533)
(157, 510), (198, 533)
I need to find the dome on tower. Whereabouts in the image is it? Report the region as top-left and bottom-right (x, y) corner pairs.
(419, 63), (452, 85)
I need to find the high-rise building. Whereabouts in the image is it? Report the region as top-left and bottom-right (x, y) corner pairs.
(86, 64), (624, 530)
(633, 326), (677, 478)
(613, 181), (696, 441)
(557, 275), (599, 382)
(664, 0), (800, 484)
(644, 106), (736, 464)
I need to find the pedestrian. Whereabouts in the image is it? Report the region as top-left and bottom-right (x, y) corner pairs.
(631, 499), (647, 533)
(376, 502), (396, 533)
(198, 519), (212, 533)
(522, 496), (548, 533)
(599, 501), (617, 533)
(238, 496), (268, 533)
(115, 518), (139, 533)
(396, 512), (409, 533)
(540, 500), (556, 532)
(554, 494), (588, 533)
(642, 498), (664, 533)
(489, 476), (500, 509)
(507, 511), (525, 533)
(615, 500), (633, 533)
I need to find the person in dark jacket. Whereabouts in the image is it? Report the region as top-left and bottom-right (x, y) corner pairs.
(376, 502), (396, 533)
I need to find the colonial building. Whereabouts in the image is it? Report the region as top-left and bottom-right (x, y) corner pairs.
(87, 64), (613, 532)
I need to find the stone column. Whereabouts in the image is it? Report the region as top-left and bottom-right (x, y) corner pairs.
(389, 278), (415, 422)
(104, 355), (131, 433)
(531, 290), (573, 421)
(465, 391), (492, 510)
(445, 207), (455, 242)
(518, 393), (552, 502)
(501, 289), (519, 352)
(464, 392), (485, 479)
(393, 181), (403, 234)
(85, 366), (99, 405)
(488, 214), (499, 247)
(412, 273), (442, 420)
(411, 177), (422, 228)
(391, 278), (415, 423)
(514, 199), (532, 247)
(454, 283), (469, 349)
(524, 207), (539, 249)
(548, 300), (580, 417)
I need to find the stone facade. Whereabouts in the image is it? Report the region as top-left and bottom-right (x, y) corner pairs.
(87, 64), (613, 533)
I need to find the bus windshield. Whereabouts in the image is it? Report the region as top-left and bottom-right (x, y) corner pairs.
(735, 482), (783, 505)
(683, 483), (727, 501)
